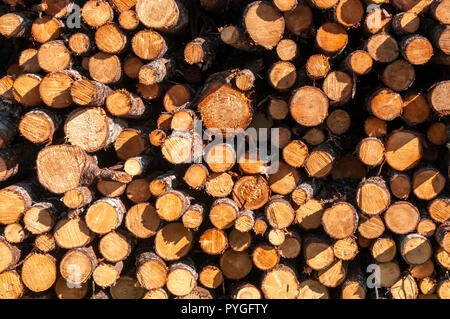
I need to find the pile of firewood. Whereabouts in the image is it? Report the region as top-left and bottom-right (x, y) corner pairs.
(0, 0), (449, 299)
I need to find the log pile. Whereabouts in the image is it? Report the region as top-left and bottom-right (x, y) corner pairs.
(0, 0), (449, 300)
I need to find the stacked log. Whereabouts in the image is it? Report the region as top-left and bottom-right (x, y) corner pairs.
(0, 0), (448, 300)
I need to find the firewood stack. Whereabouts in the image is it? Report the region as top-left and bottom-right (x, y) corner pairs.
(0, 0), (449, 300)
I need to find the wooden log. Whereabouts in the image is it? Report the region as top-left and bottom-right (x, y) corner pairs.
(356, 137), (385, 167)
(344, 50), (373, 76)
(364, 6), (391, 34)
(126, 178), (151, 203)
(298, 279), (329, 299)
(265, 196), (295, 229)
(283, 2), (312, 36)
(315, 22), (348, 55)
(261, 264), (299, 299)
(131, 29), (167, 61)
(220, 249), (252, 280)
(106, 89), (146, 119)
(0, 270), (24, 299)
(428, 197), (450, 224)
(402, 91), (431, 125)
(163, 84), (190, 113)
(0, 183), (35, 225)
(333, 0), (364, 28)
(276, 39), (298, 62)
(123, 56), (143, 79)
(229, 229), (252, 251)
(37, 40), (71, 73)
(295, 199), (324, 230)
(124, 156), (151, 176)
(278, 231), (301, 259)
(391, 275), (418, 299)
(436, 222), (450, 253)
(53, 215), (94, 249)
(254, 215), (269, 236)
(155, 190), (189, 222)
(199, 228), (228, 255)
(161, 130), (201, 164)
(427, 122), (448, 145)
(400, 34), (433, 65)
(322, 71), (353, 106)
(109, 0), (136, 12)
(71, 79), (112, 107)
(416, 216), (436, 238)
(65, 107), (124, 153)
(0, 236), (20, 273)
(139, 58), (172, 85)
(290, 86), (329, 127)
(68, 33), (91, 55)
(253, 243), (280, 271)
(235, 210), (255, 233)
(198, 72), (253, 136)
(110, 276), (145, 299)
(358, 214), (385, 239)
(95, 23), (127, 54)
(3, 223), (28, 244)
(21, 253), (56, 292)
(333, 237), (358, 261)
(55, 276), (89, 299)
(89, 52), (122, 84)
(125, 203), (160, 239)
(18, 49), (40, 73)
(182, 204), (204, 230)
(85, 198), (125, 234)
(378, 261), (401, 288)
(0, 13), (29, 38)
(115, 127), (150, 161)
(184, 37), (215, 69)
(135, 0), (188, 33)
(367, 87), (403, 121)
(23, 200), (59, 235)
(268, 61), (296, 91)
(400, 233), (432, 265)
(154, 222), (193, 261)
(135, 252), (168, 290)
(385, 130), (422, 171)
(392, 12), (420, 35)
(391, 0), (433, 15)
(34, 233), (56, 253)
(322, 202), (358, 239)
(304, 236), (335, 271)
(326, 109), (351, 135)
(220, 25), (255, 52)
(204, 142), (236, 173)
(412, 167), (445, 200)
(81, 0), (113, 28)
(12, 73), (42, 107)
(40, 70), (81, 108)
(243, 2), (285, 50)
(232, 175), (270, 210)
(19, 109), (61, 144)
(166, 260), (198, 296)
(143, 288), (169, 299)
(382, 60), (415, 92)
(60, 247), (97, 286)
(306, 54), (330, 80)
(366, 33), (399, 63)
(305, 142), (337, 178)
(364, 117), (387, 138)
(118, 10), (139, 30)
(384, 201), (420, 235)
(183, 164), (209, 190)
(149, 172), (177, 197)
(209, 198), (239, 230)
(428, 81), (450, 116)
(99, 231), (132, 262)
(233, 283), (262, 299)
(31, 16), (62, 44)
